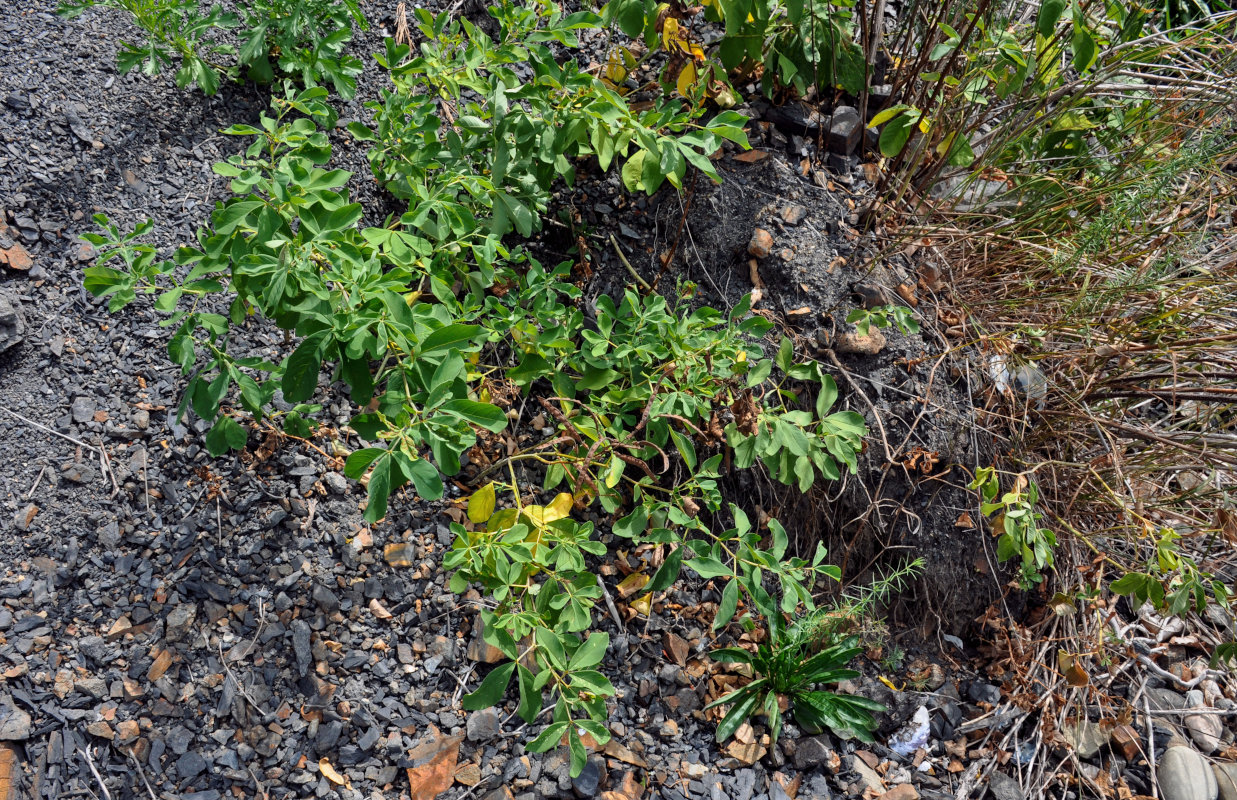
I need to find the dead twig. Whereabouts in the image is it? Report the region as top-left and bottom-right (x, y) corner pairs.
(78, 747), (112, 800)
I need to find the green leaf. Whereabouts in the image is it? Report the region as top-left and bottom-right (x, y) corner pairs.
(1071, 20), (1097, 73)
(867, 103), (912, 128)
(205, 416), (248, 457)
(344, 447), (385, 479)
(715, 685), (763, 742)
(526, 721), (569, 753)
(404, 455), (444, 500)
(516, 664), (540, 724)
(687, 556), (731, 580)
(569, 632), (610, 670)
(1037, 0), (1067, 37)
(282, 334), (324, 403)
(714, 579), (739, 630)
(462, 662), (516, 710)
(776, 337), (794, 372)
(646, 545), (684, 593)
(709, 646), (752, 665)
(535, 627), (568, 670)
(879, 114), (915, 158)
(421, 324), (481, 355)
(621, 151), (648, 193)
(440, 399), (508, 432)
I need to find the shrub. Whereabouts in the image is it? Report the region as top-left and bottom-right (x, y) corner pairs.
(59, 0), (366, 97)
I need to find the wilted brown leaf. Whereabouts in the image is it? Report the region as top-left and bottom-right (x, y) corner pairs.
(320, 758), (351, 788)
(1057, 651), (1089, 688)
(1217, 508), (1237, 544)
(616, 572), (649, 599)
(663, 632), (690, 667)
(600, 771), (644, 800)
(369, 598), (394, 620)
(733, 150), (770, 163)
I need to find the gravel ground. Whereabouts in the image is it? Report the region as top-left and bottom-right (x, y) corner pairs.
(7, 3), (1227, 800)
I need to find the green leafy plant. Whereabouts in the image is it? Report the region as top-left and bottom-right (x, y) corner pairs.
(602, 0), (867, 99)
(846, 304), (920, 337)
(969, 467), (1057, 588)
(59, 0), (366, 97)
(705, 557), (922, 744)
(1110, 526), (1232, 617)
(709, 623), (882, 745)
(77, 3), (884, 774)
(351, 2), (748, 279)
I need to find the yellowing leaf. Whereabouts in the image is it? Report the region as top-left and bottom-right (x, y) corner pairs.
(630, 592), (652, 616)
(521, 492), (573, 529)
(1057, 650), (1089, 687)
(919, 115), (932, 135)
(320, 758), (350, 788)
(616, 572), (650, 598)
(603, 47), (630, 87)
(487, 508), (519, 532)
(661, 17), (681, 51)
(467, 483), (496, 524)
(546, 492), (573, 520)
(676, 61), (698, 99)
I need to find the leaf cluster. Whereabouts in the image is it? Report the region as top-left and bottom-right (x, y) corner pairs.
(59, 0), (366, 97)
(603, 0), (867, 99)
(970, 467), (1057, 589)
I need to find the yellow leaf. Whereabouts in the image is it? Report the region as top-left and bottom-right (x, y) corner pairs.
(547, 492), (573, 519)
(676, 61), (698, 99)
(467, 483), (496, 524)
(616, 572), (649, 598)
(630, 593), (652, 616)
(603, 47), (630, 87)
(919, 115), (932, 135)
(878, 676), (902, 692)
(319, 758), (350, 788)
(487, 507), (519, 532)
(661, 17), (680, 51)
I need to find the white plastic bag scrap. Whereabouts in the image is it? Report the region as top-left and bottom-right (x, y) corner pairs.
(889, 706), (931, 757)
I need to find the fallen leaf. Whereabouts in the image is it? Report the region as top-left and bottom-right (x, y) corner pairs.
(955, 512), (974, 529)
(1217, 508), (1237, 544)
(663, 632), (690, 667)
(616, 572), (649, 599)
(320, 758), (351, 789)
(406, 726), (463, 800)
(369, 598), (394, 620)
(1058, 651), (1089, 688)
(629, 593), (652, 616)
(733, 150), (769, 163)
(786, 306), (812, 316)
